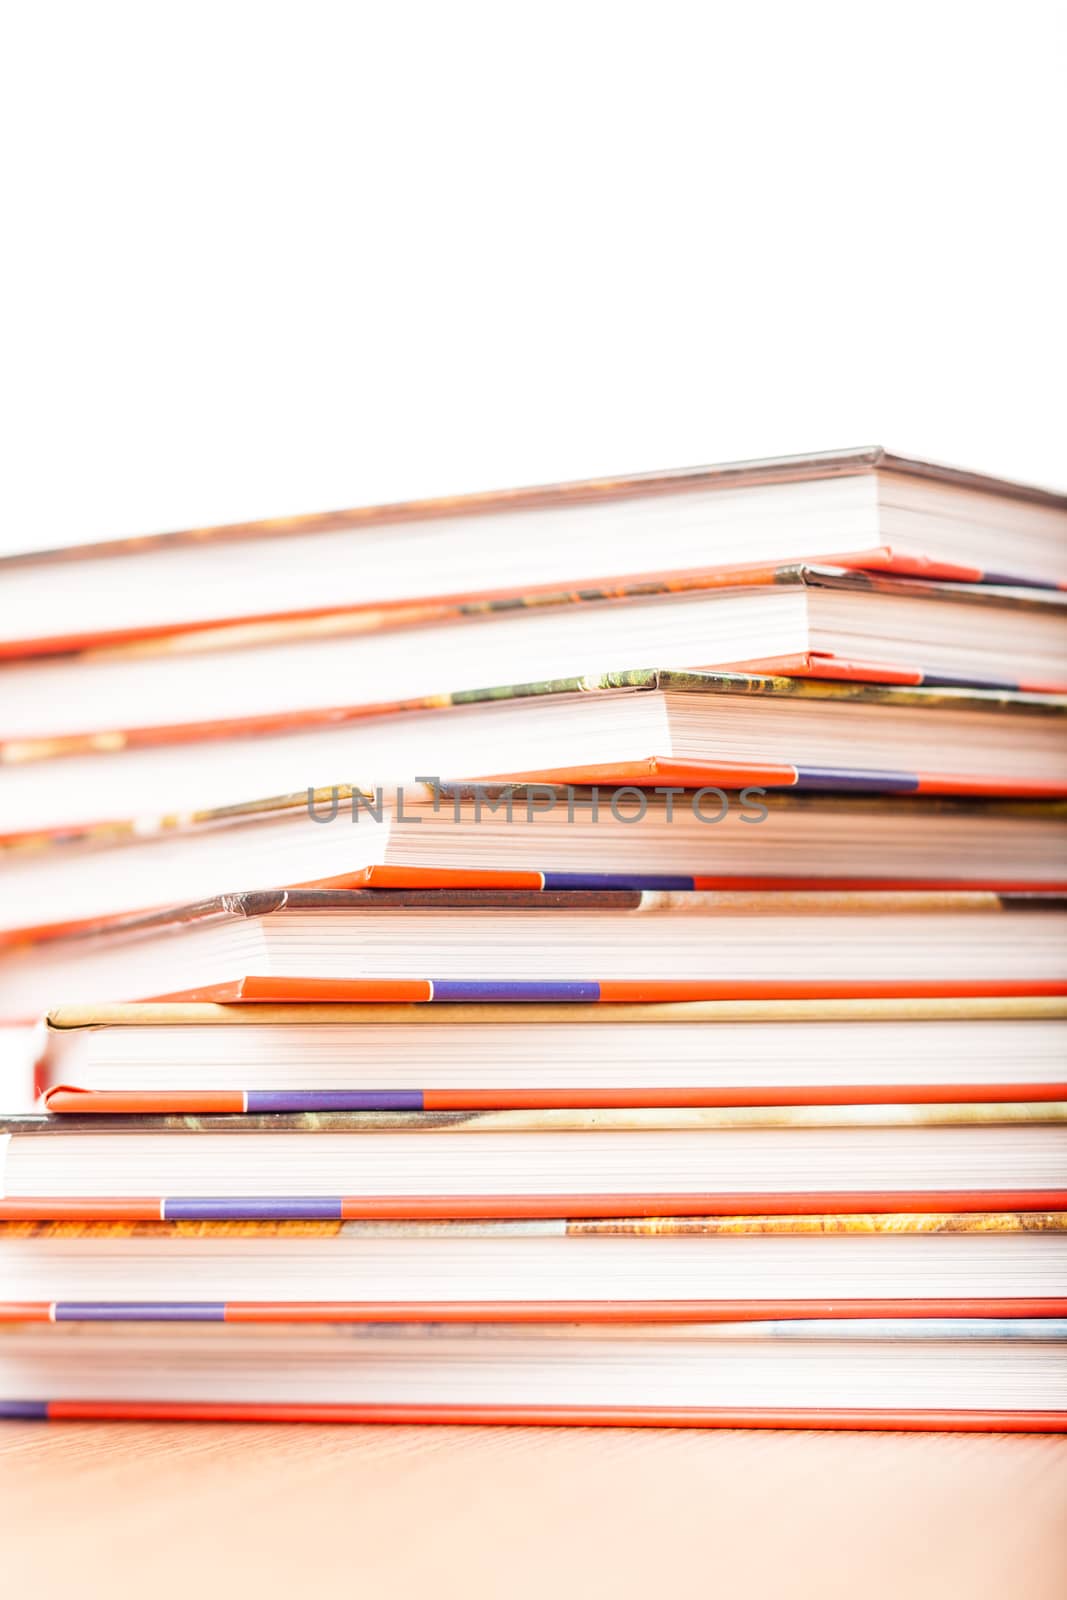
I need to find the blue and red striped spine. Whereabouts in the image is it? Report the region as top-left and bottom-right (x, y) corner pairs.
(4, 1297), (1066, 1325)
(3, 1190), (1067, 1223)
(1, 1399), (1065, 1430)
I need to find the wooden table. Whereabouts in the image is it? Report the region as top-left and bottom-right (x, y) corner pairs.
(2, 1423), (1064, 1597)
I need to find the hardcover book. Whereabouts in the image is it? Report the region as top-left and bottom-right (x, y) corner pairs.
(2, 887), (1065, 1014)
(2, 1320), (1064, 1431)
(1, 1107), (1064, 1220)
(3, 1209), (1065, 1315)
(37, 996), (1067, 1115)
(2, 790), (1066, 950)
(4, 671), (1065, 832)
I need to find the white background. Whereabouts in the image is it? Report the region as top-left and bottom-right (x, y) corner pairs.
(1, 0), (1063, 555)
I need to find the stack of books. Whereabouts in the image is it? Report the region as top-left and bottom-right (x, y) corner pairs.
(1, 447), (1065, 1430)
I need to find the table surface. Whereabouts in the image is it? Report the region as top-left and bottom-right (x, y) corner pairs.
(2, 1423), (1065, 1598)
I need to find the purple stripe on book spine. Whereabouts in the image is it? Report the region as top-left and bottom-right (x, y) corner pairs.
(542, 873), (697, 890)
(162, 1197), (344, 1221)
(793, 767), (920, 793)
(54, 1303), (227, 1322)
(981, 571), (1060, 590)
(431, 980), (603, 1002)
(246, 1091), (425, 1113)
(0, 1400), (49, 1419)
(919, 672), (1019, 691)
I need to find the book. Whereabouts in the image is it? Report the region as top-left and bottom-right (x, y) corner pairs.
(3, 787), (1066, 949)
(1, 1107), (1064, 1219)
(2, 888), (1065, 1015)
(4, 447), (1065, 659)
(2, 1321), (1064, 1430)
(4, 673), (1065, 842)
(38, 996), (1067, 1114)
(3, 1210), (1065, 1313)
(4, 567), (1064, 756)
